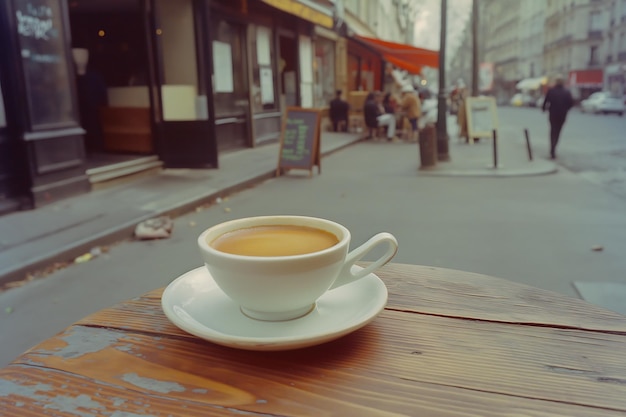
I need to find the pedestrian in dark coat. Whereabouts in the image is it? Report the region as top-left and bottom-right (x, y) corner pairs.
(542, 78), (574, 159)
(329, 90), (349, 132)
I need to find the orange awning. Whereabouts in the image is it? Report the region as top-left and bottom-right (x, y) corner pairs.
(354, 35), (439, 74)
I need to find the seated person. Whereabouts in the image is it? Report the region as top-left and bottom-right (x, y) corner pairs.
(399, 84), (422, 142)
(382, 93), (396, 114)
(363, 91), (397, 141)
(329, 90), (349, 132)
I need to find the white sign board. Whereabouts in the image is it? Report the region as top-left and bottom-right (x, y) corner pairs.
(298, 35), (312, 83)
(260, 67), (274, 104)
(466, 96), (498, 138)
(256, 26), (271, 66)
(212, 41), (234, 93)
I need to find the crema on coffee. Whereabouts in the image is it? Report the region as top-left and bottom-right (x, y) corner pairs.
(210, 225), (339, 257)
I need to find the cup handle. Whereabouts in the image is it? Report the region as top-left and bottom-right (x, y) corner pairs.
(329, 232), (398, 290)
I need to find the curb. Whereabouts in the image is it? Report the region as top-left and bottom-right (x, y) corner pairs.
(417, 163), (558, 178)
(0, 136), (365, 287)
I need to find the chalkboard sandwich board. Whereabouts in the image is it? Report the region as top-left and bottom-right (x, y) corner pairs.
(277, 107), (321, 177)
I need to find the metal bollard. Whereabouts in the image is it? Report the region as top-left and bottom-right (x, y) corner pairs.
(419, 124), (437, 170)
(524, 128), (533, 161)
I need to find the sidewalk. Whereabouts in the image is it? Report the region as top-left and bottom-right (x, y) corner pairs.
(0, 133), (363, 286)
(417, 119), (558, 177)
(0, 120), (556, 286)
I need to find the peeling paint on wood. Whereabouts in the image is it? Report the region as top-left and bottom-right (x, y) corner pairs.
(43, 393), (104, 416)
(0, 379), (53, 399)
(110, 412), (157, 417)
(121, 373), (186, 394)
(33, 327), (126, 359)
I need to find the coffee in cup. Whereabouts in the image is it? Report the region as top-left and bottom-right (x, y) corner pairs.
(198, 215), (398, 321)
(210, 225), (339, 257)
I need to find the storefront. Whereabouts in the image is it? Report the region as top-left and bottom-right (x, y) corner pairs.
(313, 26), (337, 108)
(211, 0), (336, 146)
(0, 0), (340, 214)
(347, 38), (382, 92)
(0, 0), (91, 210)
(347, 34), (439, 93)
(568, 69), (603, 101)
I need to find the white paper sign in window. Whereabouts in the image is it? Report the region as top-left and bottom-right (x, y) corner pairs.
(260, 67), (274, 104)
(256, 26), (271, 66)
(213, 41), (234, 93)
(299, 35), (313, 84)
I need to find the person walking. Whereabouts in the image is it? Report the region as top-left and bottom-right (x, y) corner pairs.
(329, 90), (349, 132)
(542, 77), (573, 159)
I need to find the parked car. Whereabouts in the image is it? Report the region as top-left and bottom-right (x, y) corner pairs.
(510, 93), (532, 107)
(580, 92), (625, 116)
(535, 96), (545, 108)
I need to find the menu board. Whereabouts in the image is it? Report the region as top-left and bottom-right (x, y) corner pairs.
(466, 96), (498, 138)
(14, 0), (75, 128)
(277, 107), (321, 176)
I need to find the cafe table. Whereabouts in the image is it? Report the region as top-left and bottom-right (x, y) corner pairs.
(1, 262), (626, 416)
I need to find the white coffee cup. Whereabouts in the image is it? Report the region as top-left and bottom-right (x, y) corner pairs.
(197, 215), (398, 321)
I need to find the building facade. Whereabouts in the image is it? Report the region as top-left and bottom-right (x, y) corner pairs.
(604, 0), (626, 97)
(448, 21), (472, 91)
(481, 0), (522, 103)
(470, 0), (626, 103)
(0, 0), (431, 215)
(519, 1), (547, 79)
(0, 0), (343, 213)
(544, 0), (608, 100)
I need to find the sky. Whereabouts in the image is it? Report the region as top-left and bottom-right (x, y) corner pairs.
(413, 0), (473, 53)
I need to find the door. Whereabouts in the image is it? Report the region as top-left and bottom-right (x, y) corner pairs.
(149, 0), (217, 168)
(0, 73), (15, 209)
(211, 19), (250, 151)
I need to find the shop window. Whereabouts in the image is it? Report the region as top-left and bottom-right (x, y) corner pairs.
(299, 35), (314, 107)
(348, 54), (359, 91)
(250, 25), (277, 112)
(15, 0), (76, 128)
(361, 59), (373, 92)
(155, 0), (207, 121)
(212, 21), (248, 117)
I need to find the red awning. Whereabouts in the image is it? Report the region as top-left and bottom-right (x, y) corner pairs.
(568, 69), (603, 87)
(353, 35), (439, 74)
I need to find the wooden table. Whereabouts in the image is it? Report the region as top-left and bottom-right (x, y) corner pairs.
(2, 263), (626, 416)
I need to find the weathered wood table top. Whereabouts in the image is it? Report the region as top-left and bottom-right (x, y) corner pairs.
(2, 263), (626, 416)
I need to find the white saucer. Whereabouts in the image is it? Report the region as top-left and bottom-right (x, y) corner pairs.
(161, 265), (388, 351)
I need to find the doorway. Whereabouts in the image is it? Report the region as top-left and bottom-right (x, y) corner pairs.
(210, 19), (250, 151)
(69, 0), (217, 179)
(279, 32), (298, 108)
(69, 0), (156, 175)
(150, 0), (216, 167)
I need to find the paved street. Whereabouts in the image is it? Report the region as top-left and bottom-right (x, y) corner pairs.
(1, 106), (626, 366)
(501, 106), (626, 198)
